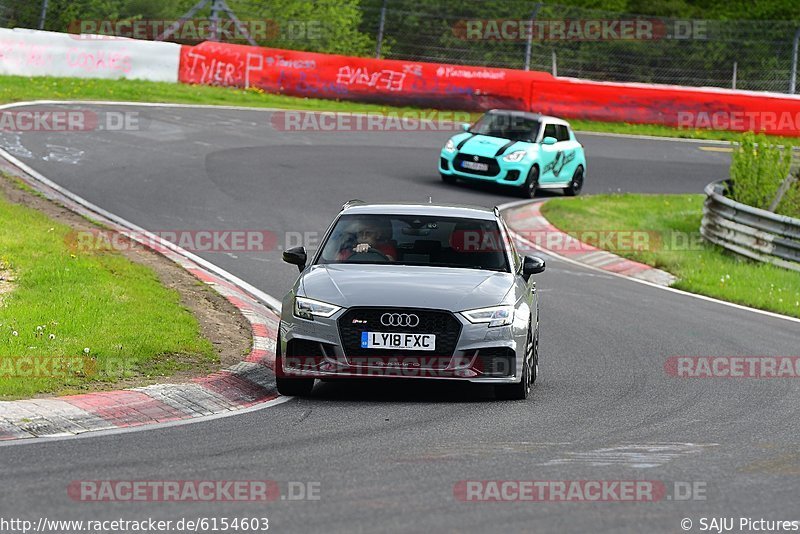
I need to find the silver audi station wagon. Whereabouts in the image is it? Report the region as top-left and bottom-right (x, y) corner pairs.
(277, 201), (545, 400)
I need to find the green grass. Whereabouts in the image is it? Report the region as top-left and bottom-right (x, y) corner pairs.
(1, 75), (797, 146)
(0, 75), (420, 114)
(541, 194), (800, 318)
(569, 119), (800, 148)
(0, 180), (215, 398)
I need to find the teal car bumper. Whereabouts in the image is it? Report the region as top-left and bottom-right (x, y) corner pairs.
(439, 149), (530, 186)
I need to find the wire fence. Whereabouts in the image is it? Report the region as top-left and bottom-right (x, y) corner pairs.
(356, 1), (800, 94)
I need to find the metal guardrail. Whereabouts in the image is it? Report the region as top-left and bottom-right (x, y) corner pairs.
(701, 180), (800, 272)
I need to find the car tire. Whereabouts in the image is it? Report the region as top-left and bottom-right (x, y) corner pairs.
(531, 330), (539, 384)
(518, 165), (539, 199)
(276, 375), (315, 396)
(275, 332), (315, 396)
(440, 172), (457, 184)
(495, 327), (534, 400)
(564, 165), (584, 196)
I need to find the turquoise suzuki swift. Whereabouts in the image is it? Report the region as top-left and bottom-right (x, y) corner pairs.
(439, 109), (586, 198)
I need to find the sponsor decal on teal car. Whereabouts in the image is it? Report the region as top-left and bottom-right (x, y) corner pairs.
(544, 149), (576, 178)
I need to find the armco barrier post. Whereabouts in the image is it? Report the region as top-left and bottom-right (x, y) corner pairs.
(768, 150), (800, 212)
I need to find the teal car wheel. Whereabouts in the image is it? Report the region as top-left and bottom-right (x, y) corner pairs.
(519, 165), (539, 199)
(564, 165), (584, 196)
(440, 172), (457, 185)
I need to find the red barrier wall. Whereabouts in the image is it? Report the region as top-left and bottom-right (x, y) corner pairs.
(179, 41), (800, 136)
(530, 77), (800, 136)
(179, 41), (548, 111)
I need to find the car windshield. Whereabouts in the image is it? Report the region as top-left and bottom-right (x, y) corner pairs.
(469, 113), (540, 142)
(317, 214), (511, 272)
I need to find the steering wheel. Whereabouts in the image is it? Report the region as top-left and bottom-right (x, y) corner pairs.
(349, 247), (391, 262)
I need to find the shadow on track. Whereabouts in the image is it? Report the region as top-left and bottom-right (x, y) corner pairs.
(310, 378), (498, 403)
(433, 176), (565, 200)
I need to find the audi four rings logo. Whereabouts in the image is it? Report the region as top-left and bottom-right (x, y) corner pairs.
(380, 313), (420, 327)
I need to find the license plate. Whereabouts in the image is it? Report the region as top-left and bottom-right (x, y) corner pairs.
(361, 332), (436, 351)
(461, 160), (489, 171)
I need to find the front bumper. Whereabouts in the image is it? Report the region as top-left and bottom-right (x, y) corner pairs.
(439, 150), (529, 186)
(278, 307), (525, 384)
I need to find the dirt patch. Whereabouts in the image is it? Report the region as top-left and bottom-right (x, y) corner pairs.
(0, 170), (254, 394)
(0, 260), (14, 307)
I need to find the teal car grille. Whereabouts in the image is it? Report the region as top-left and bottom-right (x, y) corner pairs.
(453, 153), (500, 177)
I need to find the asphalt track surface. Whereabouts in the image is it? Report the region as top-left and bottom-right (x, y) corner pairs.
(1, 104), (798, 534)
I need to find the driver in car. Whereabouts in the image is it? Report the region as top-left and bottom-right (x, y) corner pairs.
(337, 218), (397, 261)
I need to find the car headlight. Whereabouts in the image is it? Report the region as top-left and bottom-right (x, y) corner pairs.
(462, 305), (514, 327)
(444, 139), (456, 152)
(294, 296), (341, 320)
(502, 150), (527, 162)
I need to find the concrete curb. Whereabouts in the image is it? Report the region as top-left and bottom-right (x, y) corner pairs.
(503, 200), (678, 286)
(0, 155), (282, 441)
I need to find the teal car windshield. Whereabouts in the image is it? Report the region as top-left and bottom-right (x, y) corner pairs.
(469, 114), (540, 142)
(317, 214), (510, 272)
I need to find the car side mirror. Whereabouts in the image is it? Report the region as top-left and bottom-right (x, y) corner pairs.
(542, 136), (557, 145)
(461, 123), (470, 132)
(522, 256), (546, 279)
(283, 246), (307, 272)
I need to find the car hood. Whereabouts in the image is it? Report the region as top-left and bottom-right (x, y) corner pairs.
(300, 264), (515, 311)
(457, 134), (534, 158)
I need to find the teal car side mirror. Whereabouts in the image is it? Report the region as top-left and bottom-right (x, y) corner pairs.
(542, 136), (557, 145)
(461, 123), (470, 132)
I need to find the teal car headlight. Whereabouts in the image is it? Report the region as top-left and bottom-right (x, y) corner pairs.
(294, 296), (341, 320)
(502, 150), (527, 162)
(462, 305), (514, 327)
(444, 139), (456, 152)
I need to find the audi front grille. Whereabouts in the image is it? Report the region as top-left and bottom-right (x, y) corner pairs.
(338, 307), (462, 360)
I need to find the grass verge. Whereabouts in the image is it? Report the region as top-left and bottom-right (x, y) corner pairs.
(0, 75), (797, 147)
(541, 194), (800, 319)
(0, 175), (216, 398)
